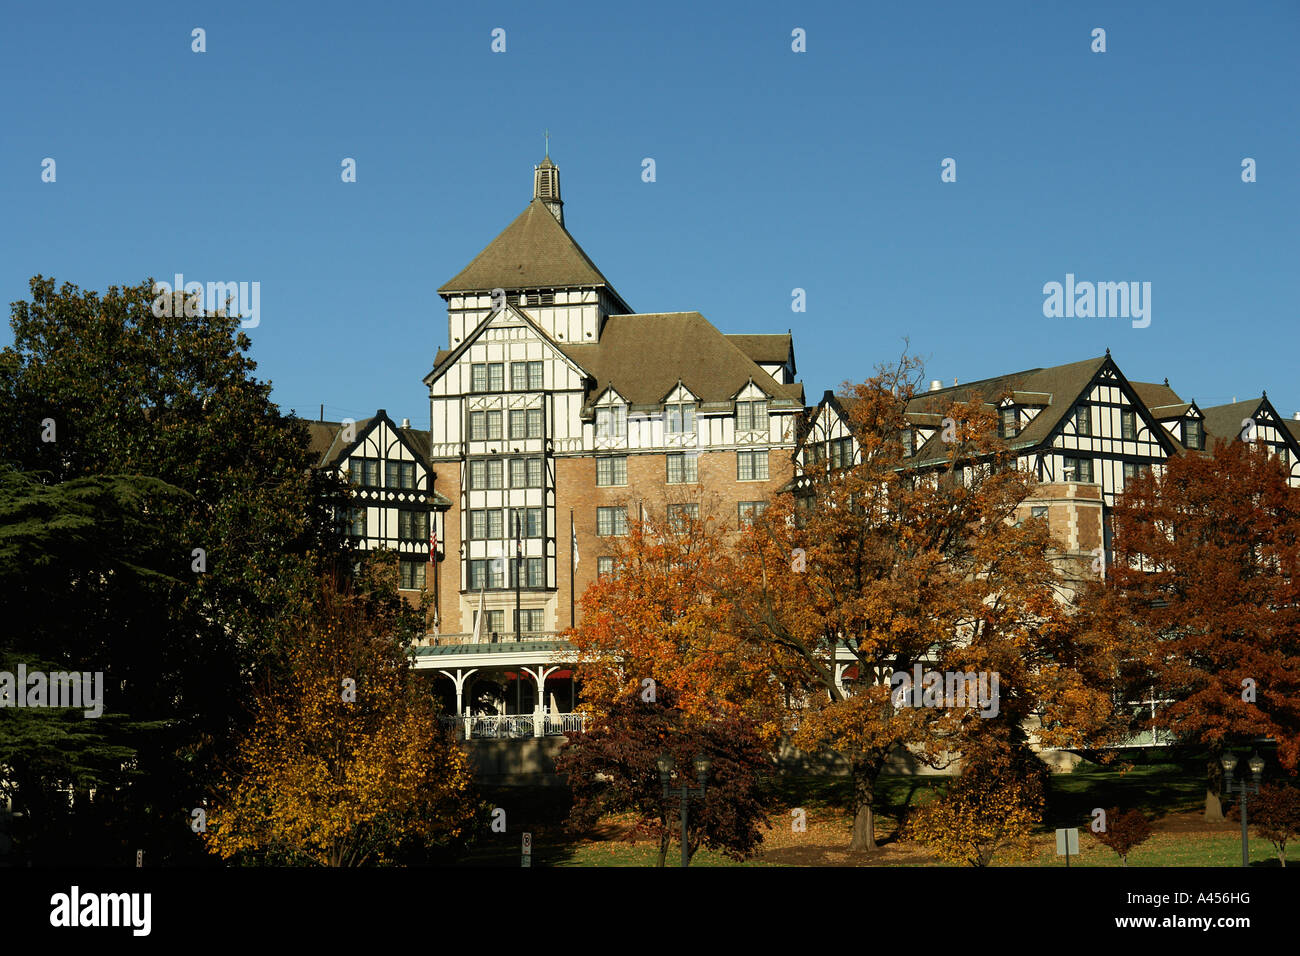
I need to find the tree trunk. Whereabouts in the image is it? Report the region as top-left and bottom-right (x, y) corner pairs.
(1205, 747), (1226, 822)
(849, 758), (879, 851)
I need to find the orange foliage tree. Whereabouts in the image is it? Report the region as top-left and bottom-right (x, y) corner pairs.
(730, 356), (1118, 850)
(204, 573), (477, 865)
(567, 500), (786, 737)
(1097, 437), (1300, 819)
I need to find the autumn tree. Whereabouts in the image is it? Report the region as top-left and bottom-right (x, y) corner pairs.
(556, 686), (770, 866)
(1092, 807), (1154, 866)
(1238, 783), (1300, 867)
(729, 355), (1117, 851)
(205, 575), (476, 866)
(905, 740), (1046, 866)
(1098, 437), (1300, 819)
(568, 499), (785, 736)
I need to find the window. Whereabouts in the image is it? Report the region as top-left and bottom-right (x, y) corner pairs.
(509, 457), (543, 488)
(469, 509), (505, 540)
(666, 452), (698, 484)
(509, 408), (544, 439)
(738, 450), (769, 481)
(667, 503), (699, 531)
(399, 560), (426, 590)
(386, 461), (415, 489)
(830, 437), (854, 469)
(398, 510), (428, 541)
(597, 456), (627, 486)
(1185, 419), (1203, 450)
(469, 559), (505, 590)
(736, 400), (768, 432)
(738, 501), (767, 526)
(471, 363), (504, 393)
(901, 429), (915, 457)
(1123, 461), (1151, 483)
(1063, 456), (1094, 483)
(508, 507), (543, 538)
(1000, 406), (1018, 439)
(516, 608), (544, 634)
(1280, 445), (1291, 467)
(469, 459), (503, 490)
(350, 458), (380, 486)
(1030, 506), (1049, 521)
(510, 557), (545, 589)
(597, 506), (628, 537)
(597, 556), (615, 579)
(469, 410), (502, 441)
(474, 609), (505, 633)
(511, 361), (543, 391)
(666, 401), (696, 435)
(1121, 409), (1137, 440)
(596, 405), (627, 439)
(807, 444), (826, 467)
(346, 507), (366, 538)
(1074, 405), (1092, 437)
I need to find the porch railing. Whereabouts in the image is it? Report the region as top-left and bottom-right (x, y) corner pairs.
(420, 631), (569, 647)
(439, 712), (587, 739)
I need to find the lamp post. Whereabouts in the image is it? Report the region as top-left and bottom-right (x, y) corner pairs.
(1220, 751), (1265, 868)
(657, 753), (712, 868)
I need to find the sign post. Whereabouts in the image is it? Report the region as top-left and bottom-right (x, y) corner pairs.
(1055, 827), (1079, 867)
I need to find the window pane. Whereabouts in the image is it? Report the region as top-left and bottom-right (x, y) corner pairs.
(472, 365), (487, 392)
(529, 362), (542, 390)
(488, 364), (504, 391)
(488, 460), (502, 488)
(470, 412), (485, 440)
(487, 412), (501, 440)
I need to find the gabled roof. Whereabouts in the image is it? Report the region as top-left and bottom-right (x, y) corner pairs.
(305, 412), (431, 470)
(727, 333), (793, 366)
(438, 199), (627, 306)
(557, 312), (804, 413)
(1201, 398), (1271, 446)
(903, 356), (1111, 464)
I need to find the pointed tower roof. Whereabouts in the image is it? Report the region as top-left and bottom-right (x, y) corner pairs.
(438, 156), (627, 306)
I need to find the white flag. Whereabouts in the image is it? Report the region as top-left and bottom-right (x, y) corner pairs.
(572, 524), (579, 569)
(471, 585), (486, 644)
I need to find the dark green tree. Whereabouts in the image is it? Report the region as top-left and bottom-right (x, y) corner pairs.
(0, 276), (346, 862)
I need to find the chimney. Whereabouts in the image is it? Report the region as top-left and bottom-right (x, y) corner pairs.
(401, 417), (411, 429)
(929, 380), (942, 392)
(1294, 411), (1300, 421)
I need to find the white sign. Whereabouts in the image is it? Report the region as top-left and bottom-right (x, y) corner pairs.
(1055, 828), (1079, 856)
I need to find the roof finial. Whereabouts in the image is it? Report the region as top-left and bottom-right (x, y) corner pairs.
(1163, 377), (1169, 386)
(1105, 347), (1110, 357)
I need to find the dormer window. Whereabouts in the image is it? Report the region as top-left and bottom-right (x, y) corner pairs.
(1185, 419), (1203, 450)
(736, 400), (768, 432)
(596, 405), (627, 439)
(999, 406), (1018, 439)
(666, 401), (696, 434)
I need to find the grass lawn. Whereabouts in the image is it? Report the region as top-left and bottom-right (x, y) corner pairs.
(459, 750), (1295, 867)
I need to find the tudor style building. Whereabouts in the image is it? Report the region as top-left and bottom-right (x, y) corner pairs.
(307, 410), (450, 600)
(423, 155), (804, 641)
(798, 353), (1300, 590)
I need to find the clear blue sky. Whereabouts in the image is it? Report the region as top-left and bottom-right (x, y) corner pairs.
(3, 0), (1297, 425)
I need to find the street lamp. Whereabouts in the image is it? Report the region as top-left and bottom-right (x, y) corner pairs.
(1220, 751), (1265, 867)
(658, 752), (712, 868)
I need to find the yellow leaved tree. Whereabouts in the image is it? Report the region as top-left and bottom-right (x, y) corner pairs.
(205, 572), (478, 866)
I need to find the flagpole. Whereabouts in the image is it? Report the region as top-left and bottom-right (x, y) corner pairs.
(569, 509), (575, 628)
